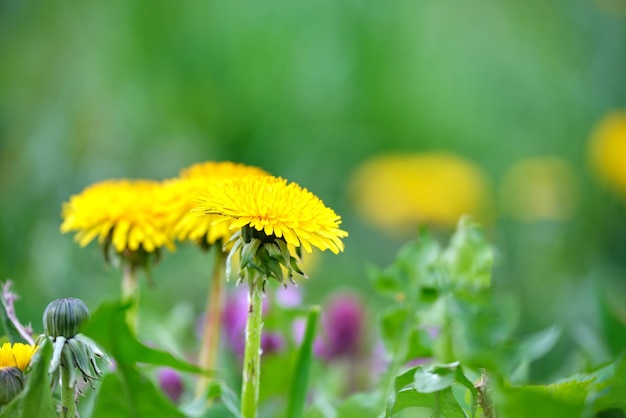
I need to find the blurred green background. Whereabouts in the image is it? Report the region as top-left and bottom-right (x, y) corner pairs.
(1, 0), (626, 381)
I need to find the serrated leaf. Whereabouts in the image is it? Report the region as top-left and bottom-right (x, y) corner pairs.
(589, 353), (626, 413)
(495, 381), (587, 418)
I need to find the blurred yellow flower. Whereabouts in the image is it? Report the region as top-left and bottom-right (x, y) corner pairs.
(0, 342), (37, 371)
(164, 161), (270, 246)
(500, 157), (578, 222)
(589, 110), (626, 197)
(349, 153), (491, 232)
(197, 175), (348, 254)
(61, 179), (174, 253)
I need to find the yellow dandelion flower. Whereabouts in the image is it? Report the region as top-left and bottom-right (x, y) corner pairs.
(500, 157), (578, 222)
(589, 110), (626, 198)
(60, 179), (174, 253)
(349, 153), (491, 232)
(0, 342), (37, 371)
(162, 162), (270, 246)
(180, 161), (268, 180)
(197, 175), (348, 254)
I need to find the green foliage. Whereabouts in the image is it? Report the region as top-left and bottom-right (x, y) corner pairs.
(366, 218), (626, 417)
(3, 218), (626, 418)
(80, 300), (210, 418)
(81, 300), (205, 374)
(385, 362), (476, 418)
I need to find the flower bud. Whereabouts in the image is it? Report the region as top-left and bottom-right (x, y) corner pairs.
(0, 367), (24, 405)
(43, 298), (90, 338)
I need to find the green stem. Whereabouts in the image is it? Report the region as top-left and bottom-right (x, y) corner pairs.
(240, 276), (264, 418)
(61, 366), (77, 418)
(433, 392), (441, 418)
(195, 248), (226, 397)
(380, 279), (421, 415)
(121, 263), (139, 335)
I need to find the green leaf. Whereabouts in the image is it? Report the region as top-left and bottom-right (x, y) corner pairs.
(1, 338), (56, 418)
(286, 306), (320, 418)
(405, 328), (435, 362)
(370, 266), (404, 298)
(441, 217), (493, 290)
(494, 381), (588, 418)
(385, 363), (474, 418)
(181, 381), (241, 418)
(81, 300), (211, 418)
(380, 306), (408, 355)
(589, 352), (626, 414)
(514, 324), (562, 364)
(388, 387), (466, 418)
(91, 366), (184, 418)
(412, 363), (460, 393)
(398, 228), (442, 289)
(81, 300), (208, 374)
(335, 392), (382, 418)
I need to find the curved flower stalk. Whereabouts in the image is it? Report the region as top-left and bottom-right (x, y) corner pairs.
(60, 179), (175, 332)
(196, 175), (347, 418)
(0, 342), (38, 406)
(162, 161), (270, 396)
(38, 298), (109, 418)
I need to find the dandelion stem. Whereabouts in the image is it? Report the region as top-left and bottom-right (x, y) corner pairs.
(195, 247), (225, 397)
(121, 263), (139, 334)
(60, 366), (78, 418)
(240, 275), (264, 418)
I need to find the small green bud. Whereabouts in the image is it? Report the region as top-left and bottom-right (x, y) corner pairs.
(43, 298), (90, 338)
(0, 367), (24, 405)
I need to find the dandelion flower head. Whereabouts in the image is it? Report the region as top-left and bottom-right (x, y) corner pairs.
(61, 179), (174, 253)
(164, 161), (270, 246)
(589, 110), (626, 198)
(197, 175), (348, 254)
(349, 153), (491, 232)
(500, 157), (578, 222)
(0, 342), (37, 371)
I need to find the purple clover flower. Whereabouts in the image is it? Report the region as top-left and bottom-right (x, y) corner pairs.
(275, 285), (302, 308)
(157, 367), (184, 404)
(221, 287), (283, 358)
(261, 332), (285, 355)
(298, 293), (365, 362)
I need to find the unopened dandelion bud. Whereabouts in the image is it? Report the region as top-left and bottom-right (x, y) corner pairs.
(43, 298), (90, 338)
(0, 367), (24, 405)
